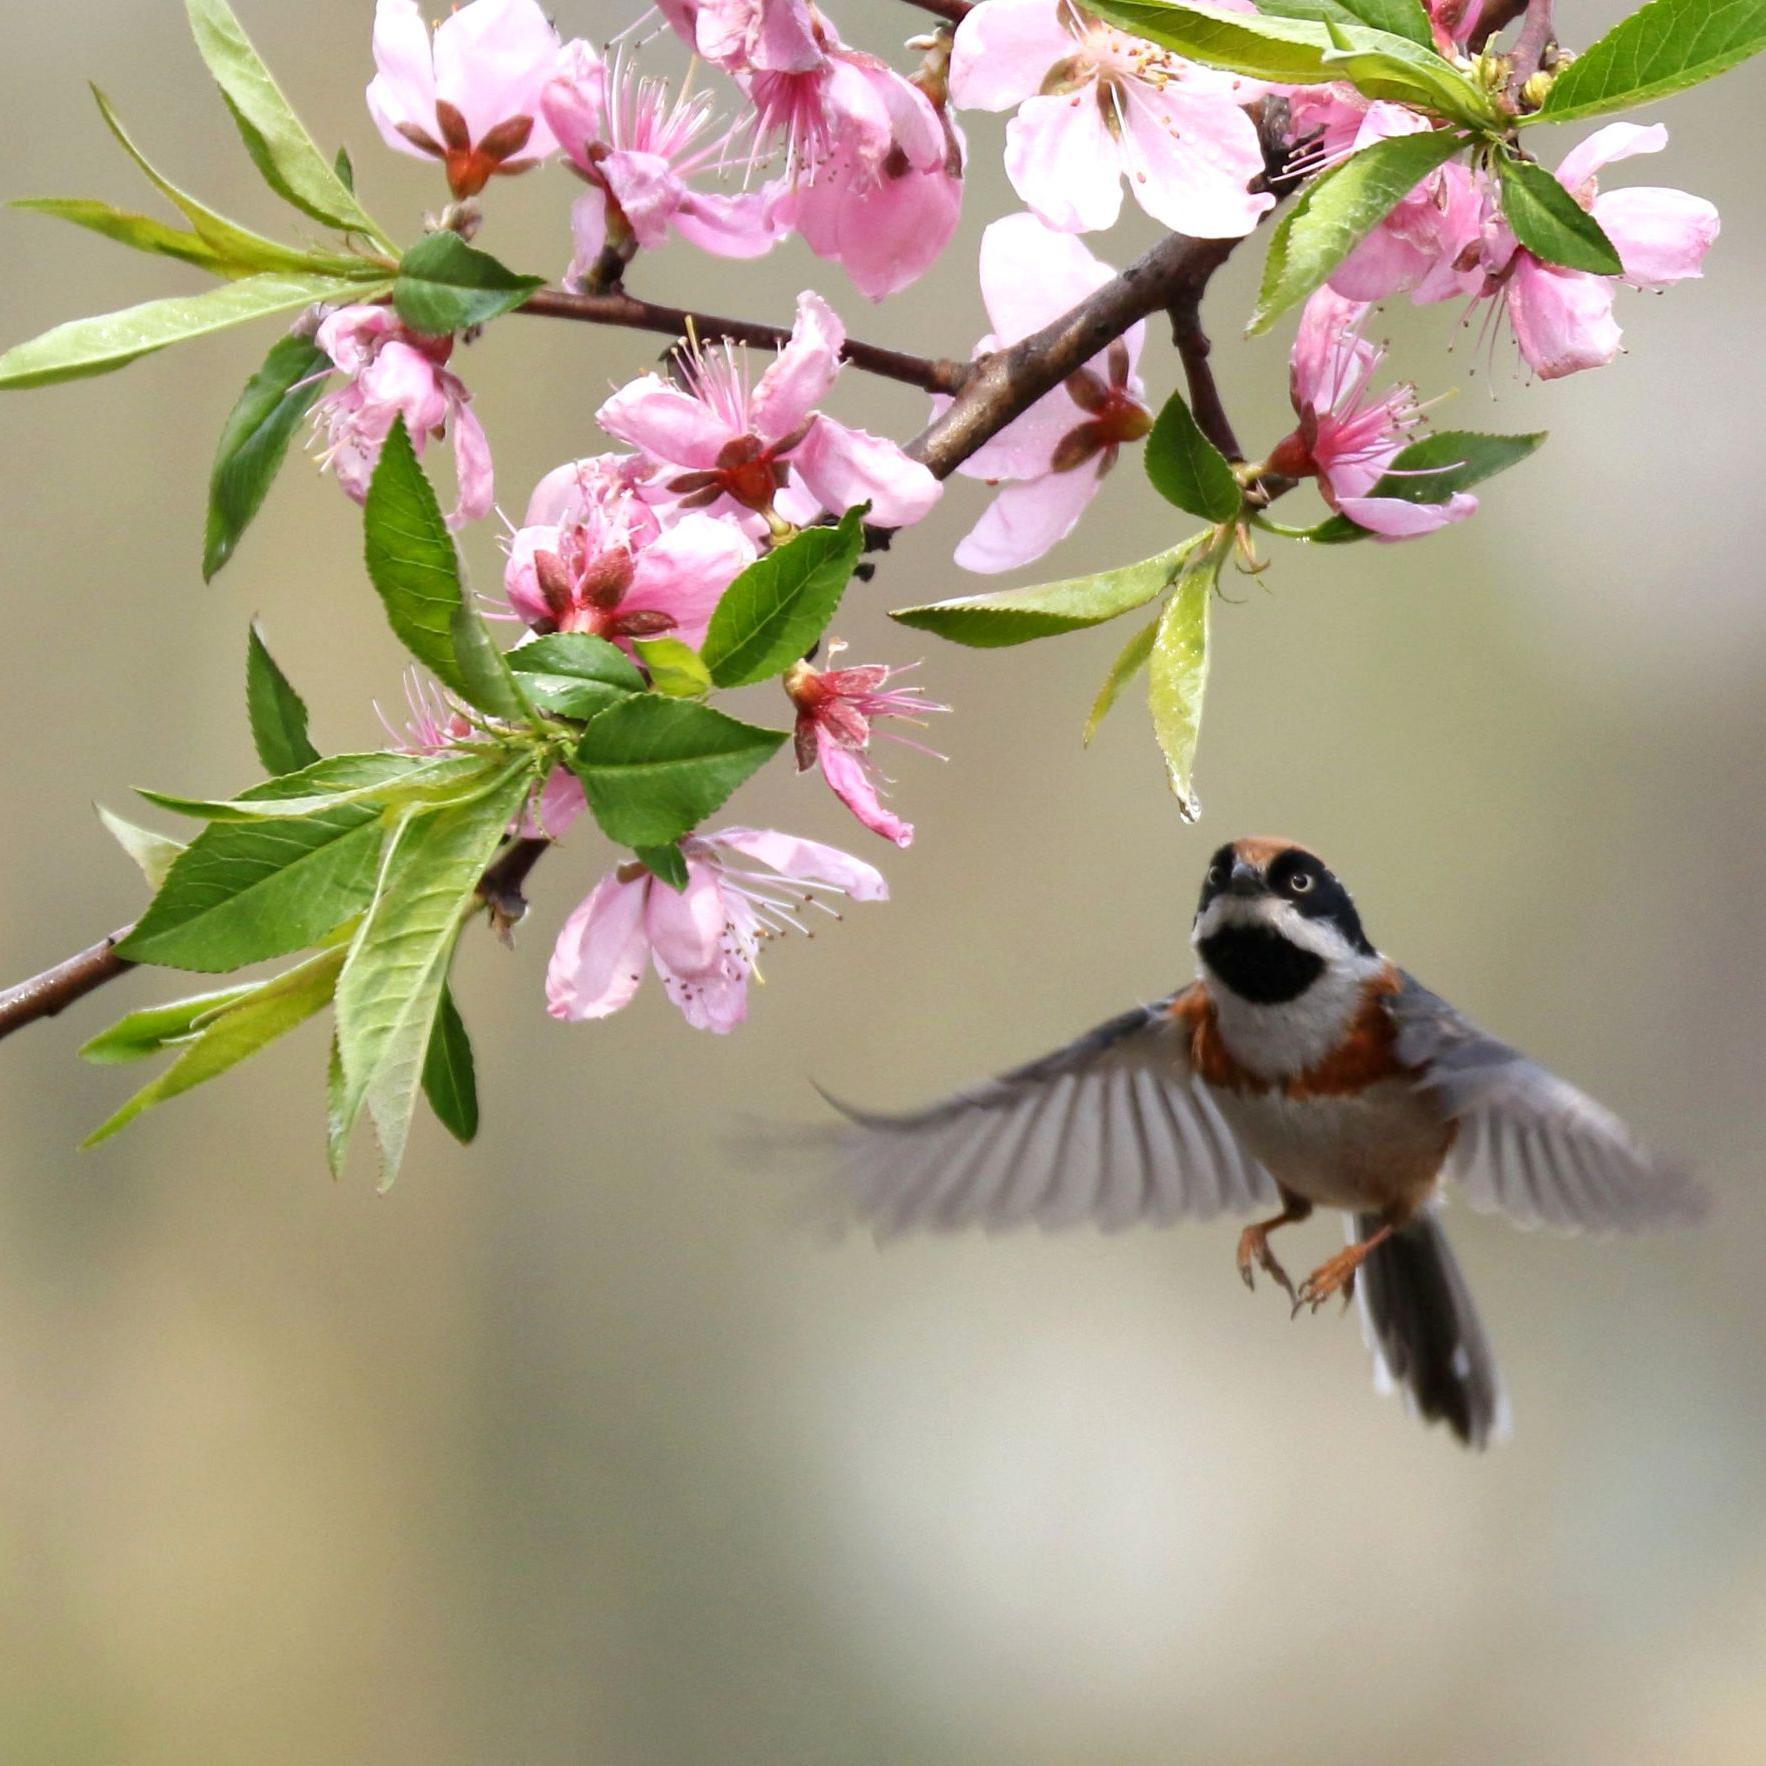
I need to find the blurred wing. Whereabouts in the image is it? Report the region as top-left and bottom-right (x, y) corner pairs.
(1391, 974), (1708, 1232)
(830, 987), (1278, 1238)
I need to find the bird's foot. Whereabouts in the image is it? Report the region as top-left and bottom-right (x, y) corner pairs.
(1236, 1223), (1298, 1306)
(1293, 1228), (1391, 1316)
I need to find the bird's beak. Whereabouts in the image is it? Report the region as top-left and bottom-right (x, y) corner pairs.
(1228, 859), (1265, 898)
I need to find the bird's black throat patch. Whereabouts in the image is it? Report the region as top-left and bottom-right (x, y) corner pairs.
(1196, 923), (1326, 1005)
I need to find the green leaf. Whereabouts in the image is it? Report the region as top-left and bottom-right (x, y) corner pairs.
(9, 197), (226, 275)
(1144, 391), (1242, 521)
(184, 0), (388, 242)
(570, 698), (787, 848)
(635, 844), (690, 891)
(83, 946), (344, 1146)
(1494, 152), (1623, 274)
(393, 232), (544, 334)
(139, 750), (486, 821)
(204, 335), (330, 579)
(1249, 128), (1467, 334)
(0, 271), (379, 392)
(97, 805), (186, 889)
(79, 982), (260, 1064)
(507, 633), (645, 719)
(1300, 429), (1547, 541)
(362, 417), (527, 719)
(632, 636), (712, 698)
(244, 621), (321, 774)
(118, 802), (385, 971)
(891, 540), (1199, 648)
(334, 146), (356, 191)
(1536, 0), (1766, 124)
(701, 509), (868, 688)
(89, 85), (372, 278)
(333, 766), (528, 1182)
(1083, 616), (1161, 746)
(1259, 0), (1431, 49)
(421, 984), (478, 1144)
(1086, 0), (1497, 122)
(1147, 554), (1219, 823)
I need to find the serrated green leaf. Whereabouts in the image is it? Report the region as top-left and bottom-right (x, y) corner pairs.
(0, 271), (381, 392)
(632, 636), (712, 698)
(79, 982), (260, 1064)
(1299, 429), (1547, 541)
(1259, 0), (1432, 49)
(570, 698), (787, 848)
(9, 197), (226, 275)
(701, 510), (867, 688)
(205, 336), (330, 579)
(507, 633), (645, 718)
(118, 803), (385, 971)
(97, 805), (187, 889)
(363, 417), (527, 719)
(325, 1031), (350, 1176)
(421, 984), (478, 1144)
(1535, 0), (1766, 125)
(891, 539), (1199, 648)
(244, 621), (320, 774)
(1495, 152), (1623, 274)
(1250, 128), (1467, 334)
(635, 843), (690, 891)
(184, 0), (389, 242)
(1083, 616), (1161, 746)
(393, 232), (544, 334)
(139, 750), (485, 821)
(333, 766), (528, 1183)
(1147, 550), (1221, 821)
(82, 945), (344, 1146)
(89, 85), (371, 278)
(1144, 391), (1242, 521)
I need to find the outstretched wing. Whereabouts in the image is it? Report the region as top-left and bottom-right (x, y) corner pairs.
(1390, 974), (1708, 1232)
(830, 986), (1277, 1238)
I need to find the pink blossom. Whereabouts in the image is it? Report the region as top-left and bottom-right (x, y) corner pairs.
(541, 45), (782, 283)
(366, 0), (562, 198)
(547, 826), (887, 1032)
(784, 650), (946, 847)
(310, 306), (493, 527)
(949, 0), (1270, 239)
(1427, 0), (1486, 56)
(1269, 289), (1475, 539)
(505, 462), (755, 652)
(597, 290), (941, 530)
(1468, 125), (1719, 380)
(939, 214), (1151, 573)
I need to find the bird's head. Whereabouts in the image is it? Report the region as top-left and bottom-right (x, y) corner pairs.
(1191, 837), (1377, 1004)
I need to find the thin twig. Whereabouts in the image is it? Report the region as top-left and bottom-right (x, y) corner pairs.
(1168, 283), (1244, 462)
(517, 287), (970, 396)
(0, 929), (134, 1042)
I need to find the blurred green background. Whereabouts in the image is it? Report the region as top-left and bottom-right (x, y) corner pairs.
(3, 3), (1765, 1761)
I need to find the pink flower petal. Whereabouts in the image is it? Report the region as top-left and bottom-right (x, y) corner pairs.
(540, 40), (605, 169)
(447, 399), (495, 527)
(366, 0), (439, 157)
(710, 827), (890, 899)
(546, 872), (651, 1020)
(566, 186), (611, 288)
(1118, 84), (1270, 239)
(1593, 186), (1719, 289)
(430, 0), (562, 153)
(949, 0), (1074, 112)
(645, 862), (728, 977)
(1555, 121), (1667, 198)
(791, 418), (941, 527)
(953, 460), (1105, 573)
(1005, 89), (1124, 234)
(597, 374), (733, 469)
(1333, 489), (1476, 538)
(673, 187), (787, 260)
(817, 734), (912, 847)
(752, 290), (845, 442)
(977, 211), (1113, 345)
(521, 766), (587, 839)
(1506, 257), (1622, 379)
(626, 512), (755, 648)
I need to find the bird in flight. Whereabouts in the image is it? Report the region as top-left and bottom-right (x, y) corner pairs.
(828, 837), (1708, 1448)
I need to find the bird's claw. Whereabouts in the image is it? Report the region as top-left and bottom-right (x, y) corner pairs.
(1236, 1225), (1298, 1306)
(1291, 1247), (1366, 1317)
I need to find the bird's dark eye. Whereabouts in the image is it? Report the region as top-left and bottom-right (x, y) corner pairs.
(1207, 865), (1225, 886)
(1288, 871), (1315, 895)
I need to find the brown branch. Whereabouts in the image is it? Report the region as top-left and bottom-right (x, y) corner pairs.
(517, 287), (969, 396)
(0, 928), (134, 1043)
(902, 0), (973, 21)
(1168, 284), (1244, 462)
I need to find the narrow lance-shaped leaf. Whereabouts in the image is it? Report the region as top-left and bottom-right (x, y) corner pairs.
(140, 750), (488, 821)
(891, 538), (1201, 648)
(205, 336), (331, 579)
(1494, 152), (1623, 275)
(570, 697), (787, 849)
(1084, 616), (1161, 746)
(82, 945), (345, 1147)
(1147, 550), (1221, 822)
(421, 984), (478, 1144)
(634, 844), (690, 891)
(0, 271), (383, 392)
(363, 417), (528, 720)
(245, 622), (321, 774)
(9, 197), (225, 275)
(701, 508), (867, 688)
(393, 233), (544, 333)
(1258, 0), (1432, 49)
(1250, 128), (1467, 334)
(333, 765), (530, 1182)
(1299, 429), (1547, 542)
(1144, 390), (1242, 521)
(1535, 0), (1766, 126)
(96, 804), (186, 890)
(80, 982), (264, 1064)
(184, 0), (389, 242)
